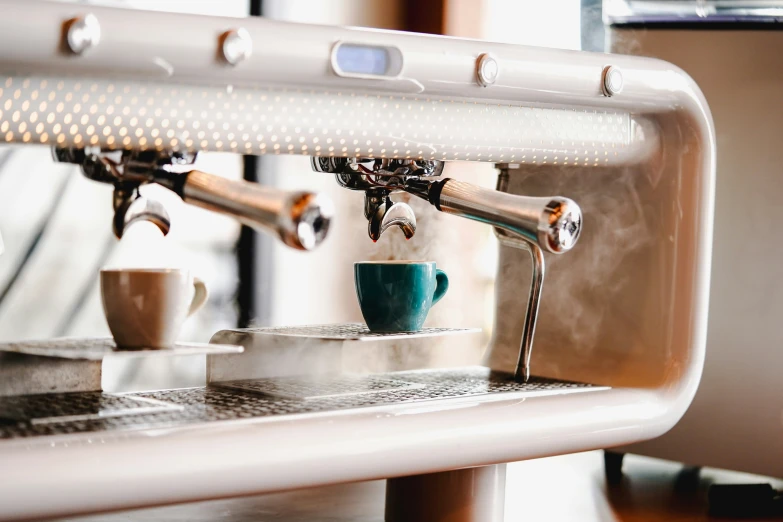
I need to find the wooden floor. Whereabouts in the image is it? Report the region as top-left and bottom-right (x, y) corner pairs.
(60, 451), (783, 521)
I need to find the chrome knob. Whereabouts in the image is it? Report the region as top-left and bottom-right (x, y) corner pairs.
(221, 28), (252, 65)
(65, 14), (101, 55)
(541, 198), (582, 254)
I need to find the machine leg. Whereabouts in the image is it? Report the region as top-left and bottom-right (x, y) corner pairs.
(604, 450), (625, 485)
(385, 464), (507, 522)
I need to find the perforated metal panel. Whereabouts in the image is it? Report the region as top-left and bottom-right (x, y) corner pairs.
(214, 375), (424, 400)
(0, 75), (638, 165)
(0, 337), (243, 360)
(235, 323), (477, 341)
(0, 367), (608, 440)
(0, 393), (181, 426)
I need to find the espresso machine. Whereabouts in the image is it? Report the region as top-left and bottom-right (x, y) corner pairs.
(0, 1), (715, 521)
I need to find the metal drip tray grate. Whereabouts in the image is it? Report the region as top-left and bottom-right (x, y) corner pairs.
(236, 323), (479, 341)
(0, 337), (243, 360)
(0, 392), (181, 426)
(0, 367), (609, 440)
(214, 375), (424, 400)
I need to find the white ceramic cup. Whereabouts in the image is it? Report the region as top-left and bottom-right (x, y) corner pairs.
(100, 268), (208, 349)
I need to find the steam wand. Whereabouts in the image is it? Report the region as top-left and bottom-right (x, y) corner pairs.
(404, 173), (582, 382)
(311, 156), (583, 381)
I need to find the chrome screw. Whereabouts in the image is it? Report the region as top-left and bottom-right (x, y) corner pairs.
(222, 28), (253, 65)
(66, 14), (101, 54)
(476, 53), (499, 87)
(602, 65), (623, 96)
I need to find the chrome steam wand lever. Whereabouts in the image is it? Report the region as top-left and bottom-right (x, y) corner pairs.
(405, 174), (582, 382)
(404, 177), (582, 255)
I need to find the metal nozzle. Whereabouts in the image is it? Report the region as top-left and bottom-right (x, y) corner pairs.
(112, 188), (170, 239)
(175, 170), (333, 251)
(367, 196), (416, 241)
(410, 178), (582, 254)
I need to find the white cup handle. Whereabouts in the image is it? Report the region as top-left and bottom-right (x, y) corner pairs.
(188, 277), (209, 316)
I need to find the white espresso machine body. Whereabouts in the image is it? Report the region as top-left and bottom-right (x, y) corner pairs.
(0, 1), (716, 519)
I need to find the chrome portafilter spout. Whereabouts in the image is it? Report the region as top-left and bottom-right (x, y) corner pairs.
(312, 157), (441, 242)
(405, 176), (583, 383)
(365, 190), (416, 242)
(56, 147), (334, 251)
(112, 185), (171, 239)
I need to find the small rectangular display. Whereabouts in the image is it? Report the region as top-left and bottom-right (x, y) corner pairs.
(334, 44), (390, 76)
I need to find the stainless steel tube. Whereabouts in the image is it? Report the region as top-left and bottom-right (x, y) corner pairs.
(432, 179), (582, 254)
(517, 243), (545, 382)
(177, 170), (333, 251)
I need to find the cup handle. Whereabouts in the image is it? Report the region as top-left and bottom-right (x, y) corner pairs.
(432, 269), (449, 306)
(188, 277), (209, 316)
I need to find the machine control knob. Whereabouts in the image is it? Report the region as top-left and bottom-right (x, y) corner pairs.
(65, 14), (101, 54)
(221, 28), (253, 65)
(602, 65), (624, 96)
(476, 53), (499, 87)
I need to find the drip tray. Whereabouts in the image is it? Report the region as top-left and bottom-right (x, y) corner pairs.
(0, 367), (609, 440)
(214, 375), (425, 400)
(225, 324), (480, 341)
(0, 393), (182, 426)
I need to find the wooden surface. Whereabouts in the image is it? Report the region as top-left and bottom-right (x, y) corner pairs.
(58, 451), (783, 521)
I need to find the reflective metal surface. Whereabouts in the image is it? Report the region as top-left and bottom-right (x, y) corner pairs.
(179, 170), (333, 251)
(314, 157), (441, 241)
(64, 14), (101, 55)
(429, 179), (582, 255)
(112, 193), (170, 239)
(214, 323), (477, 341)
(55, 148), (334, 251)
(0, 337), (243, 361)
(0, 393), (181, 427)
(602, 65), (624, 97)
(0, 366), (605, 440)
(605, 0), (783, 24)
(220, 28), (252, 65)
(367, 196), (415, 241)
(515, 244), (545, 383)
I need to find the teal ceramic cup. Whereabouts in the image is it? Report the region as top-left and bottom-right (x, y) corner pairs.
(354, 261), (449, 333)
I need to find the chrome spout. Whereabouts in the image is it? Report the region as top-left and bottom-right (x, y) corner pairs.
(112, 188), (170, 239)
(406, 178), (582, 254)
(404, 176), (582, 383)
(367, 196), (416, 242)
